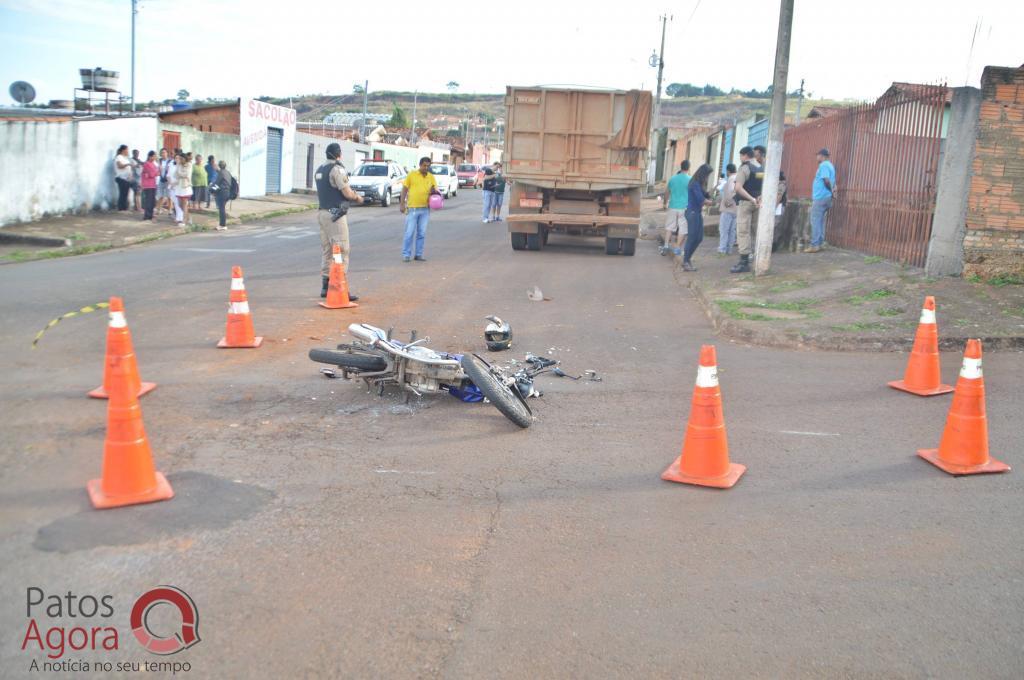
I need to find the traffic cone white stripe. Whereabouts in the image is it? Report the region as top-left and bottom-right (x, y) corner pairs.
(108, 311), (127, 328)
(696, 364), (719, 388)
(333, 252), (344, 264)
(231, 277), (245, 291)
(960, 357), (983, 380)
(919, 308), (936, 324)
(229, 301), (250, 315)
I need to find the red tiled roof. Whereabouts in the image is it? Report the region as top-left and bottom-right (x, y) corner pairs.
(879, 82), (953, 105)
(806, 106), (846, 118)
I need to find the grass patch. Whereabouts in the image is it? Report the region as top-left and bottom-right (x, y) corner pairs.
(716, 298), (820, 321)
(845, 289), (895, 305)
(875, 306), (904, 317)
(988, 273), (1024, 287)
(2, 249), (34, 262)
(64, 232), (87, 241)
(1002, 307), (1024, 318)
(830, 322), (887, 332)
(967, 272), (1024, 286)
(767, 279), (810, 293)
(863, 255), (884, 264)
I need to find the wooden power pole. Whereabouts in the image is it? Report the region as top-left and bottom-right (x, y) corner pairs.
(753, 0), (795, 276)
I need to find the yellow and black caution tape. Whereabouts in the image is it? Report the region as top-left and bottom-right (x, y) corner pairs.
(32, 302), (110, 349)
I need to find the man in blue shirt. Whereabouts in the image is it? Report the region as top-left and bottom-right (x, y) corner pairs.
(806, 148), (836, 253)
(661, 160), (691, 255)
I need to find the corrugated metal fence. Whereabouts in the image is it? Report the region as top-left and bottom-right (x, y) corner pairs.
(781, 84), (947, 266)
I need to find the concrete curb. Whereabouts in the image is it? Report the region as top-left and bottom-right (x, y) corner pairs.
(1, 203), (318, 264)
(685, 275), (1024, 352)
(0, 232), (70, 247)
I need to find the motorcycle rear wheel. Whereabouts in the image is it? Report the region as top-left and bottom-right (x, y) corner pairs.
(460, 353), (533, 429)
(309, 347), (387, 372)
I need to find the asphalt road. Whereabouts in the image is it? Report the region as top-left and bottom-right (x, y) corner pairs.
(1, 191), (1022, 679)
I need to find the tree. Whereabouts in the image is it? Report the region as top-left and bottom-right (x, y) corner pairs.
(447, 81), (459, 93)
(390, 104), (409, 129)
(665, 82), (703, 98)
(702, 84), (724, 96)
(176, 89), (189, 101)
(353, 83), (365, 95)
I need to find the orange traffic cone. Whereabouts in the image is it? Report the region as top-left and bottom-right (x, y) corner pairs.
(88, 297), (157, 400)
(917, 339), (1010, 476)
(86, 332), (174, 509)
(217, 266), (263, 348)
(888, 296), (953, 396)
(662, 345), (746, 488)
(319, 244), (358, 309)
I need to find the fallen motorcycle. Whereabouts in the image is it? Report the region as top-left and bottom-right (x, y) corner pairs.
(308, 323), (535, 428)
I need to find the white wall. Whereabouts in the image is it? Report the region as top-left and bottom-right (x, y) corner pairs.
(0, 117), (158, 226)
(293, 132), (370, 189)
(239, 98), (297, 197)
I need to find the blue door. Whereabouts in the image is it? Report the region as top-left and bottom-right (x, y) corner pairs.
(266, 127), (283, 194)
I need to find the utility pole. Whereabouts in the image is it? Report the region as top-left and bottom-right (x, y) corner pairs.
(753, 0), (794, 276)
(794, 78), (805, 124)
(361, 80), (369, 143)
(647, 14), (672, 192)
(130, 0), (137, 111)
(411, 90), (418, 142)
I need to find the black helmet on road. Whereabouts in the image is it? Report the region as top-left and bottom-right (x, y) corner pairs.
(326, 143), (342, 160)
(484, 316), (512, 351)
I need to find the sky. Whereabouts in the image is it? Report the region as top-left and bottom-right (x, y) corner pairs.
(1, 0), (1022, 109)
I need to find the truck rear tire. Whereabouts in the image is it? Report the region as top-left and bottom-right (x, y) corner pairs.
(511, 233), (527, 250)
(605, 237), (621, 255)
(527, 232), (544, 251)
(621, 238), (636, 256)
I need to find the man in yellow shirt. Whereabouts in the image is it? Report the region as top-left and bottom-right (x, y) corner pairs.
(400, 156), (438, 262)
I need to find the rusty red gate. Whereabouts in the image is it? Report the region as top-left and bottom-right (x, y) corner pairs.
(781, 84), (948, 266)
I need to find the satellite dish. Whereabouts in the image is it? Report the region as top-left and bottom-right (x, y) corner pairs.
(9, 81), (36, 105)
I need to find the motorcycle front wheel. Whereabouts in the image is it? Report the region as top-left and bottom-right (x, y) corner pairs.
(460, 353), (533, 429)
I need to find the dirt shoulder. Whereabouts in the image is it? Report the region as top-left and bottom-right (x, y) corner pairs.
(657, 239), (1024, 352)
(0, 193), (317, 264)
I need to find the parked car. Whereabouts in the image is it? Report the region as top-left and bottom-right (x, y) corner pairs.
(349, 161), (406, 207)
(430, 164), (459, 198)
(457, 163), (483, 188)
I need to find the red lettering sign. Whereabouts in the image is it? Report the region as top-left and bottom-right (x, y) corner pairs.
(245, 99), (295, 126)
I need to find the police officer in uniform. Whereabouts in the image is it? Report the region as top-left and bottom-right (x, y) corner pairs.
(729, 146), (764, 273)
(315, 143), (364, 298)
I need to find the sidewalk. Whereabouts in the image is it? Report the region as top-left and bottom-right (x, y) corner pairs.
(664, 246), (1024, 352)
(0, 193), (317, 263)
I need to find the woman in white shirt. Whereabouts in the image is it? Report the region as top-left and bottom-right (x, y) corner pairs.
(114, 145), (132, 211)
(173, 153), (194, 226)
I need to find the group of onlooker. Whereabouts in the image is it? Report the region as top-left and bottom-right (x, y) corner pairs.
(661, 142), (832, 274)
(113, 147), (235, 229)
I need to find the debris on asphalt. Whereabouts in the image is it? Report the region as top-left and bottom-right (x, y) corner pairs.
(552, 368), (602, 382)
(528, 286), (552, 301)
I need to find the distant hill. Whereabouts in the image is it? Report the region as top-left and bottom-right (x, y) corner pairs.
(658, 94), (864, 127)
(264, 91), (507, 129)
(136, 90), (864, 134)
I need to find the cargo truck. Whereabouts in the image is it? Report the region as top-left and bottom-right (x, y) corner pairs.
(503, 86), (652, 255)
